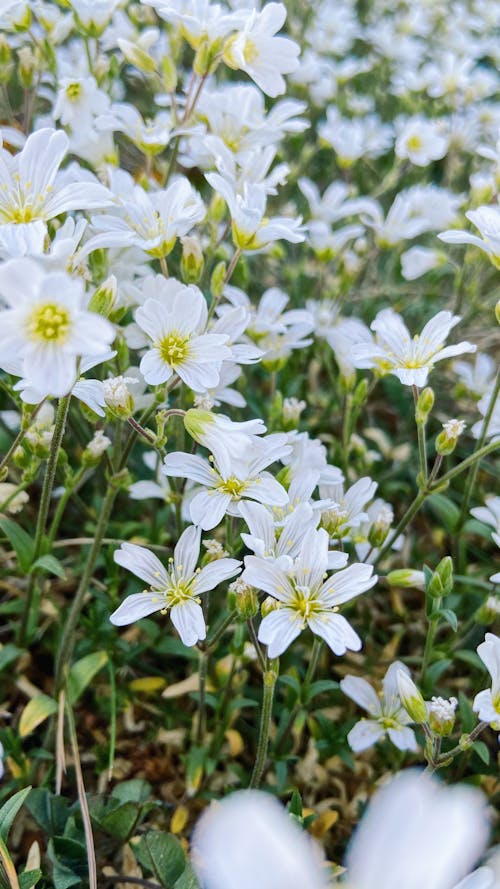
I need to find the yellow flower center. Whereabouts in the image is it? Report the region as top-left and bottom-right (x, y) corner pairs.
(290, 585), (322, 621)
(243, 38), (259, 64)
(406, 134), (422, 151)
(218, 476), (247, 498)
(27, 303), (71, 343)
(65, 82), (82, 101)
(159, 331), (191, 366)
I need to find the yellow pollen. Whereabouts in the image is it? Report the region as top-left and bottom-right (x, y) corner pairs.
(158, 331), (191, 365)
(406, 134), (422, 151)
(65, 82), (82, 101)
(27, 303), (71, 344)
(218, 476), (247, 498)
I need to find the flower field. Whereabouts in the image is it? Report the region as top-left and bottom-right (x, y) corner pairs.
(0, 1), (499, 887)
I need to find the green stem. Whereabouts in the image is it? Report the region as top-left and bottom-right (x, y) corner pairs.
(413, 386), (428, 484)
(55, 483), (117, 690)
(19, 395), (71, 645)
(455, 370), (500, 551)
(195, 647), (208, 745)
(47, 467), (87, 548)
(249, 660), (278, 789)
(436, 437), (500, 487)
(374, 489), (427, 566)
(246, 618), (266, 672)
(421, 614), (439, 689)
(205, 609), (237, 648)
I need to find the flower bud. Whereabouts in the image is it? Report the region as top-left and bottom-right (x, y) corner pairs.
(229, 578), (259, 621)
(435, 419), (466, 456)
(88, 275), (117, 318)
(0, 37), (13, 83)
(261, 596), (279, 618)
(103, 376), (135, 419)
(415, 387), (434, 425)
(475, 595), (500, 625)
(181, 236), (204, 284)
(386, 569), (426, 589)
(161, 55), (177, 92)
(282, 397), (306, 431)
(82, 430), (111, 466)
(368, 505), (393, 548)
(18, 46), (36, 89)
(210, 261), (227, 298)
(428, 696), (457, 737)
(353, 377), (369, 409)
(397, 670), (427, 724)
(202, 539), (228, 563)
(428, 556), (453, 598)
(495, 300), (500, 325)
(118, 37), (157, 73)
(184, 408), (214, 443)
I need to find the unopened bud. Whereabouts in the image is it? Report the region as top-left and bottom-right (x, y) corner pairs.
(435, 419), (466, 455)
(161, 55), (177, 92)
(103, 376), (135, 419)
(0, 38), (13, 82)
(88, 275), (117, 318)
(387, 569), (426, 589)
(202, 539), (228, 563)
(210, 261), (226, 298)
(368, 505), (393, 548)
(475, 595), (500, 625)
(261, 596), (279, 618)
(397, 670), (427, 724)
(428, 696), (457, 736)
(82, 430), (111, 466)
(229, 578), (259, 620)
(353, 377), (369, 409)
(415, 387), (434, 425)
(496, 300), (500, 325)
(428, 556), (453, 598)
(118, 38), (157, 73)
(181, 236), (204, 284)
(282, 397), (306, 431)
(18, 46), (36, 89)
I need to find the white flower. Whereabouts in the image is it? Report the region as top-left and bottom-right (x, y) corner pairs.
(85, 430), (111, 459)
(192, 790), (327, 889)
(206, 174), (305, 250)
(470, 497), (500, 548)
(70, 0), (120, 34)
(340, 662), (418, 752)
(351, 308), (476, 387)
(473, 633), (500, 729)
(111, 525), (241, 646)
(0, 482), (29, 514)
(395, 117), (449, 166)
(135, 277), (230, 391)
(439, 206), (500, 269)
(0, 128), (110, 253)
(96, 103), (174, 155)
(239, 499), (319, 562)
(87, 177), (205, 259)
(53, 77), (109, 128)
(319, 475), (377, 540)
(223, 3), (300, 98)
(454, 354), (496, 398)
(163, 434), (290, 531)
(243, 527), (376, 657)
(0, 259), (115, 398)
(346, 770), (490, 889)
(401, 246), (446, 280)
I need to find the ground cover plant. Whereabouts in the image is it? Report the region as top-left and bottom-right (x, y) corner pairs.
(0, 0), (499, 886)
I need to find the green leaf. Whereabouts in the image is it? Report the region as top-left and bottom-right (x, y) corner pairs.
(427, 494), (460, 533)
(133, 832), (186, 888)
(27, 789), (71, 837)
(30, 554), (66, 579)
(288, 790), (302, 817)
(472, 740), (490, 765)
(305, 679), (339, 702)
(0, 786), (32, 841)
(0, 516), (34, 573)
(19, 869), (42, 889)
(425, 659), (452, 686)
(110, 779), (151, 804)
(174, 863), (201, 889)
(278, 674), (301, 695)
(458, 691), (475, 733)
(0, 644), (22, 672)
(99, 802), (141, 841)
(437, 608), (458, 632)
(19, 695), (57, 738)
(454, 650), (483, 671)
(67, 651), (108, 704)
